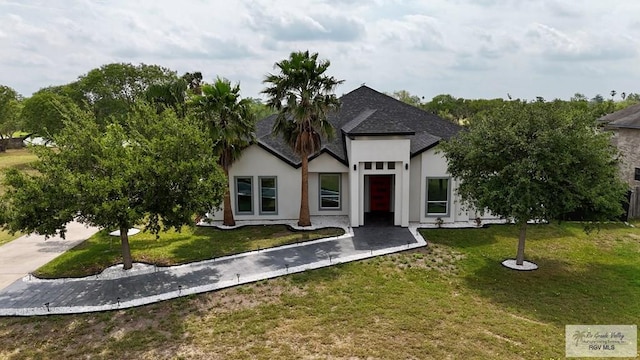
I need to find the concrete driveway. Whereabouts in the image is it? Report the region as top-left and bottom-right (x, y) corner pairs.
(0, 221), (99, 290)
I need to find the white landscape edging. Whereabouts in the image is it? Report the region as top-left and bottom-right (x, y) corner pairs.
(1, 223), (428, 316)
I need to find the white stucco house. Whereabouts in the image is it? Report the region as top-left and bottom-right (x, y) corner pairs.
(209, 86), (498, 227)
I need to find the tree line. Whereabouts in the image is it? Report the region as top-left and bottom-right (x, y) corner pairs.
(388, 89), (640, 125)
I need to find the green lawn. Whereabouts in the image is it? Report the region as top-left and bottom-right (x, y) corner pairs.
(34, 225), (345, 278)
(0, 148), (38, 245)
(1, 222), (639, 359)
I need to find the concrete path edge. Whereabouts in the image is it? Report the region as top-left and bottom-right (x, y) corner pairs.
(1, 228), (426, 316)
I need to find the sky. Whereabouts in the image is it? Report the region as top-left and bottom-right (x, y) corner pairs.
(1, 0), (639, 101)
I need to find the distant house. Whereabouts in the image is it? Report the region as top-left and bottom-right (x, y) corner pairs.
(601, 103), (640, 219)
(209, 86), (498, 226)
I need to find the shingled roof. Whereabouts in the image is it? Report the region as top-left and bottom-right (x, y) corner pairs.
(600, 103), (640, 130)
(255, 85), (462, 167)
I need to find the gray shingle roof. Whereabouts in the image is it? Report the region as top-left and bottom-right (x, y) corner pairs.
(255, 85), (462, 167)
(600, 103), (640, 130)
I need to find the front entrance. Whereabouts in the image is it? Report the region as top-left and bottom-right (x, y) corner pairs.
(370, 175), (392, 211)
(366, 175), (393, 226)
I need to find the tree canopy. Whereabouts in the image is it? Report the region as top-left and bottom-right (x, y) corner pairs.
(20, 90), (82, 142)
(0, 103), (226, 269)
(0, 85), (22, 145)
(190, 77), (256, 226)
(439, 100), (627, 266)
(73, 63), (178, 125)
(262, 50), (343, 226)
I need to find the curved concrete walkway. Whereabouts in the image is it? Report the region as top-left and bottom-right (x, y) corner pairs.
(0, 220), (426, 316)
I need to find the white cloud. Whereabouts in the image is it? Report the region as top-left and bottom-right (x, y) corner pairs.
(0, 0), (638, 102)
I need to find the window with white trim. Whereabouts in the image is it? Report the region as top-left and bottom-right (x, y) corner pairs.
(426, 178), (450, 215)
(319, 173), (341, 210)
(259, 177), (277, 214)
(235, 177), (253, 214)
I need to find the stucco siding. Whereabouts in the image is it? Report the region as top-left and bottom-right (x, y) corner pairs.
(210, 145), (300, 221)
(612, 128), (640, 218)
(409, 154), (422, 222)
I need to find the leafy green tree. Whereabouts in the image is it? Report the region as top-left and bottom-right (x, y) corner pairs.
(390, 90), (422, 107)
(145, 78), (188, 117)
(190, 77), (256, 226)
(0, 103), (226, 270)
(74, 63), (178, 125)
(440, 101), (627, 267)
(20, 90), (81, 142)
(246, 97), (274, 120)
(0, 85), (22, 149)
(182, 71), (203, 96)
(262, 51), (343, 226)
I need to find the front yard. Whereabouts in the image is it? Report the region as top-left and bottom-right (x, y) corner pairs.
(1, 221), (638, 359)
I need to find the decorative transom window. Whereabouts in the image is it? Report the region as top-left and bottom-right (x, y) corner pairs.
(235, 177), (253, 214)
(319, 173), (341, 210)
(259, 177), (277, 214)
(426, 178), (450, 215)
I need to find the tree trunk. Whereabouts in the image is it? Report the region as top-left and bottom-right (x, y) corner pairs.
(516, 222), (527, 265)
(120, 226), (133, 270)
(298, 151), (311, 227)
(222, 167), (235, 226)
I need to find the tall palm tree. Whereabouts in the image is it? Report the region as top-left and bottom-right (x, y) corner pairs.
(191, 77), (256, 226)
(262, 51), (344, 227)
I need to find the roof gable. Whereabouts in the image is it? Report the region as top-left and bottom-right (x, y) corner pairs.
(255, 85), (462, 167)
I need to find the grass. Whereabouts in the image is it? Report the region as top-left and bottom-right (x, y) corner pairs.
(0, 148), (38, 245)
(34, 225), (345, 278)
(1, 222), (639, 359)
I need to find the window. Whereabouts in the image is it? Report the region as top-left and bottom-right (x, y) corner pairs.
(635, 167), (640, 181)
(235, 177), (253, 214)
(319, 173), (341, 210)
(426, 178), (450, 215)
(364, 162), (372, 170)
(376, 162), (384, 170)
(259, 177), (277, 214)
(387, 162), (395, 170)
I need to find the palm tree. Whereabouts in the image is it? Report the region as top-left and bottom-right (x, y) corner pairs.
(262, 51), (344, 227)
(191, 77), (256, 226)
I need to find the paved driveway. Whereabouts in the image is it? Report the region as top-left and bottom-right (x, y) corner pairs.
(0, 221), (100, 290)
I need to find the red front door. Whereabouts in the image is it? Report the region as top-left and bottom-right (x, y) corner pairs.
(369, 175), (392, 212)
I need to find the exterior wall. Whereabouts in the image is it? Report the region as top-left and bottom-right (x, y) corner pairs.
(308, 153), (350, 216)
(612, 128), (640, 218)
(210, 146), (349, 221)
(417, 147), (497, 224)
(419, 147), (465, 223)
(348, 137), (411, 227)
(409, 154), (422, 222)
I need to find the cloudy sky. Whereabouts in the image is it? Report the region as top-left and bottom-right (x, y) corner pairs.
(1, 0), (639, 101)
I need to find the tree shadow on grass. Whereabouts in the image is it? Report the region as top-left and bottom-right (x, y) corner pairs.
(462, 257), (640, 326)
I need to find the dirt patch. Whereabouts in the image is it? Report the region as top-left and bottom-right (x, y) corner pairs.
(189, 278), (308, 314)
(379, 244), (466, 275)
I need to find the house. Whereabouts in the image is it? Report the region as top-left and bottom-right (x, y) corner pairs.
(601, 103), (640, 219)
(209, 86), (498, 227)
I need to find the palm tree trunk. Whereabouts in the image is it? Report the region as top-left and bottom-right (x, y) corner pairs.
(120, 226), (133, 270)
(298, 151), (311, 227)
(222, 167), (235, 226)
(516, 222), (527, 265)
